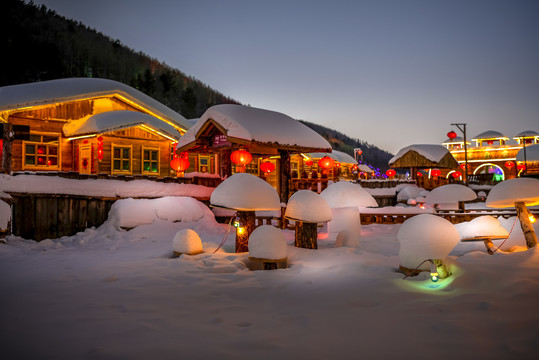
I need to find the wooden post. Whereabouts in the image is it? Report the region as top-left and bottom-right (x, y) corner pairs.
(295, 221), (318, 249)
(219, 149), (232, 179)
(236, 210), (255, 253)
(278, 149), (291, 203)
(515, 201), (538, 249)
(1, 123), (13, 174)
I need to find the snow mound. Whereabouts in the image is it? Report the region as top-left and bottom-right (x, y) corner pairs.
(425, 184), (476, 204)
(397, 184), (425, 202)
(327, 207), (361, 241)
(398, 214), (460, 269)
(248, 225), (287, 260)
(172, 229), (203, 255)
(0, 200), (10, 230)
(108, 196), (209, 229)
(486, 178), (539, 208)
(454, 216), (509, 239)
(285, 190), (332, 223)
(320, 182), (378, 208)
(210, 173), (281, 211)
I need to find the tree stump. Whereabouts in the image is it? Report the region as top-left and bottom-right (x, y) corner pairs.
(515, 201), (538, 249)
(295, 221), (317, 249)
(236, 210), (256, 253)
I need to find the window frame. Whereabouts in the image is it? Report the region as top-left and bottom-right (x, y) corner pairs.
(141, 146), (160, 175)
(22, 133), (61, 170)
(111, 144), (132, 175)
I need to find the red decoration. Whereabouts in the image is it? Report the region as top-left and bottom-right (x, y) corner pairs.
(517, 164), (526, 171)
(505, 161), (514, 168)
(431, 169), (441, 177)
(305, 159), (313, 166)
(318, 156), (335, 169)
(447, 131), (457, 139)
(170, 152), (190, 175)
(460, 163), (466, 170)
(451, 171), (462, 178)
(260, 161), (275, 174)
(97, 136), (104, 160)
(416, 172), (423, 177)
(487, 140), (494, 145)
(230, 149), (252, 166)
(386, 169), (396, 177)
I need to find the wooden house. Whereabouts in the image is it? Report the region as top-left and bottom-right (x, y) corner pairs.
(175, 104), (332, 201)
(0, 78), (190, 178)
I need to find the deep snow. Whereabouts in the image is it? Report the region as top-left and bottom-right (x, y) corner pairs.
(1, 198), (539, 359)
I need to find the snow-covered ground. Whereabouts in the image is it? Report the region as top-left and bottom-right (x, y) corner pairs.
(1, 197), (538, 359)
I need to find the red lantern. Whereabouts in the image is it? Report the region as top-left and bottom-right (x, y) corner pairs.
(447, 131), (457, 139)
(517, 164), (526, 171)
(416, 171), (423, 177)
(487, 140), (494, 146)
(170, 152), (190, 176)
(231, 149), (252, 166)
(460, 163), (466, 170)
(505, 161), (514, 168)
(318, 156), (335, 169)
(260, 161), (275, 174)
(451, 171), (462, 178)
(431, 169), (441, 177)
(305, 159), (313, 166)
(386, 169), (396, 177)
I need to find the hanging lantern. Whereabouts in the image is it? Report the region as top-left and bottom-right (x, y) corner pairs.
(231, 149), (252, 173)
(305, 159), (313, 166)
(459, 163), (466, 170)
(416, 171), (423, 177)
(318, 156), (334, 169)
(505, 161), (514, 168)
(431, 169), (441, 177)
(451, 171), (462, 178)
(97, 136), (104, 160)
(260, 161), (275, 174)
(517, 164), (526, 171)
(447, 131), (457, 140)
(386, 169), (396, 177)
(487, 140), (494, 146)
(170, 152), (190, 177)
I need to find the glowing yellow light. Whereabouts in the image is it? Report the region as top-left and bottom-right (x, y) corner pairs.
(530, 215), (536, 224)
(139, 124), (177, 141)
(66, 134), (96, 141)
(237, 227), (246, 235)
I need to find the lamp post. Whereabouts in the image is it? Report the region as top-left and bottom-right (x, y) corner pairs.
(450, 123), (468, 185)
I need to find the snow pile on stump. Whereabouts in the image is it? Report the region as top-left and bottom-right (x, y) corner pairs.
(454, 216), (509, 239)
(320, 181), (378, 208)
(285, 190), (332, 223)
(486, 178), (539, 207)
(248, 225), (287, 260)
(398, 214), (460, 270)
(173, 229), (203, 255)
(425, 184), (476, 207)
(210, 173), (281, 211)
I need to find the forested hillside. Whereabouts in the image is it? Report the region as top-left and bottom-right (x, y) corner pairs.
(1, 0), (393, 170)
(0, 0), (238, 119)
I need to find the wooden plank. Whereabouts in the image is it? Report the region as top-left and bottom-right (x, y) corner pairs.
(46, 197), (58, 240)
(87, 199), (98, 228)
(35, 197), (48, 241)
(78, 199), (88, 231)
(57, 197), (71, 238)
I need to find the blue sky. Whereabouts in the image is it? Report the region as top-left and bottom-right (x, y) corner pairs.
(34, 0), (539, 154)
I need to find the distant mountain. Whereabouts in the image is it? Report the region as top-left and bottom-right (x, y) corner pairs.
(2, 0), (393, 170)
(300, 121), (393, 172)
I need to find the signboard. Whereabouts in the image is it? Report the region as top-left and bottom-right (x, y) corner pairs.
(213, 134), (231, 148)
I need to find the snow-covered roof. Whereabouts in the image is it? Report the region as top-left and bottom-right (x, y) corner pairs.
(357, 164), (373, 173)
(472, 130), (508, 140)
(514, 130), (539, 138)
(389, 144), (450, 164)
(516, 144), (539, 162)
(63, 110), (182, 140)
(0, 78), (191, 130)
(307, 150), (357, 164)
(177, 104), (331, 152)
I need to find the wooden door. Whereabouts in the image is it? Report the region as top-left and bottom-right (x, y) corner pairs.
(79, 145), (91, 174)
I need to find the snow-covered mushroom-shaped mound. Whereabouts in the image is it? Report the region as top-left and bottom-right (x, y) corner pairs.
(285, 190), (332, 223)
(398, 214), (460, 271)
(486, 178), (539, 208)
(454, 216), (509, 239)
(320, 181), (378, 208)
(210, 173), (281, 211)
(425, 184), (476, 206)
(248, 225), (288, 270)
(172, 229), (203, 256)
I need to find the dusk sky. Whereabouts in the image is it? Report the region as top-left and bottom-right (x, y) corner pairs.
(33, 0), (539, 154)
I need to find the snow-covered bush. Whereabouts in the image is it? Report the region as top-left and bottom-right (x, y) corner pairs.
(172, 229), (203, 255)
(398, 214), (459, 270)
(248, 225), (287, 260)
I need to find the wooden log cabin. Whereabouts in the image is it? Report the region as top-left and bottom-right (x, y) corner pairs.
(0, 78), (190, 177)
